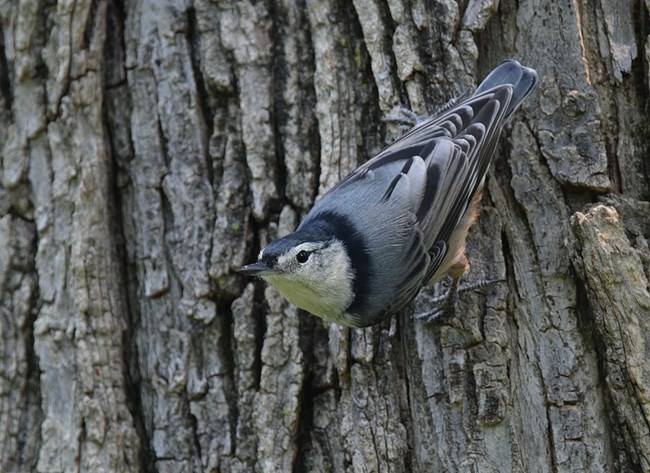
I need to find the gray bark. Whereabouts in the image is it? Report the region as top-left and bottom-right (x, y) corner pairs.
(1, 0), (649, 472)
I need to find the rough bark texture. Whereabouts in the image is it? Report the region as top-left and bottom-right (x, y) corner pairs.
(1, 0), (649, 472)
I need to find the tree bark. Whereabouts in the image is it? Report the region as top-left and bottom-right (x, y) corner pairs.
(1, 0), (649, 472)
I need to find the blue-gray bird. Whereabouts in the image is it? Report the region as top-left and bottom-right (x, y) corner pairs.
(239, 60), (538, 328)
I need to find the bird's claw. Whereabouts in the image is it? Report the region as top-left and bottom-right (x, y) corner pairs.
(382, 106), (425, 128)
(383, 89), (472, 131)
(413, 277), (505, 325)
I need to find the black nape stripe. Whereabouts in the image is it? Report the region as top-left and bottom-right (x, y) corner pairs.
(305, 210), (371, 314)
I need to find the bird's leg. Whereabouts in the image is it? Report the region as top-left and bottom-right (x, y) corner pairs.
(413, 277), (461, 324)
(382, 106), (424, 130)
(435, 88), (470, 114)
(413, 277), (506, 324)
(384, 92), (471, 127)
(383, 89), (472, 131)
(428, 278), (506, 304)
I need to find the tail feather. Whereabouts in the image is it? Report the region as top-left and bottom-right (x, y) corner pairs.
(474, 59), (538, 117)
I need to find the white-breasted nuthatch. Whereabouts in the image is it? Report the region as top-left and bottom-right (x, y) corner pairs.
(239, 60), (538, 328)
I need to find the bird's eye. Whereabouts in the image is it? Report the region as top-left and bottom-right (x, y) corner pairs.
(296, 250), (310, 263)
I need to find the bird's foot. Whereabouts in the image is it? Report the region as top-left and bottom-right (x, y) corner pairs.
(382, 106), (425, 130)
(413, 278), (505, 324)
(383, 89), (472, 131)
(413, 289), (458, 324)
(434, 88), (470, 114)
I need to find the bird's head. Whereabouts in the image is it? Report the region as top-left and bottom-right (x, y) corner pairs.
(238, 232), (355, 322)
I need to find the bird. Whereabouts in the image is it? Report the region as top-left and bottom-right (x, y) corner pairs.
(238, 59), (538, 328)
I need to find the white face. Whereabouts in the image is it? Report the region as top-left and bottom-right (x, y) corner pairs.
(261, 239), (355, 322)
(272, 241), (329, 277)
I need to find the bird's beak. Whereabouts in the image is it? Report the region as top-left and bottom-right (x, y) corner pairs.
(237, 261), (275, 276)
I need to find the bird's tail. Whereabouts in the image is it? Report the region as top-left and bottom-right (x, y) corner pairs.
(474, 59), (538, 118)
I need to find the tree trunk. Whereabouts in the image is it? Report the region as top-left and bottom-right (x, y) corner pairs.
(1, 0), (649, 472)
